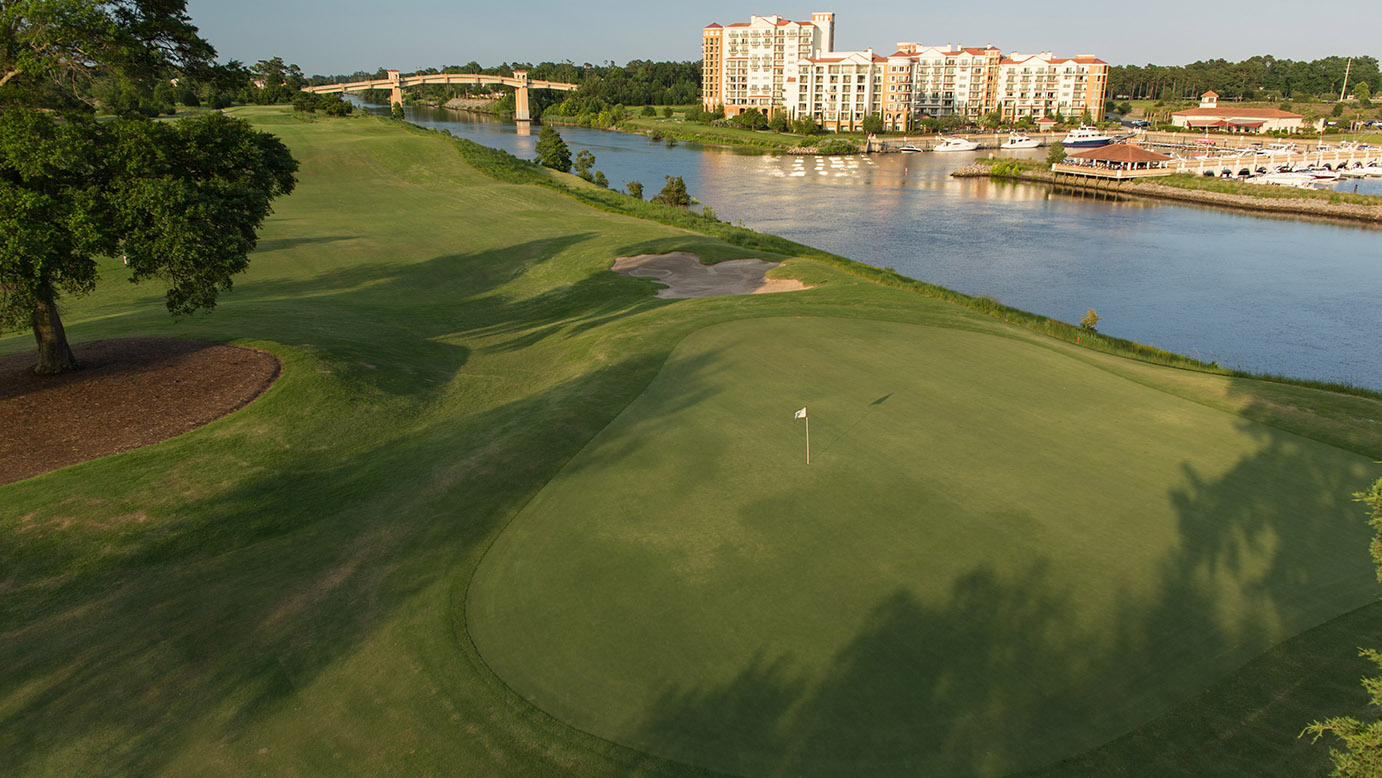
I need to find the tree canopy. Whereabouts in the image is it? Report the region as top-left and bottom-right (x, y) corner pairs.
(1109, 55), (1380, 102)
(534, 125), (571, 172)
(1303, 476), (1382, 777)
(0, 0), (297, 373)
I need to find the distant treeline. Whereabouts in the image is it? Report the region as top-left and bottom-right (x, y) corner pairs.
(309, 60), (701, 112)
(1110, 55), (1380, 101)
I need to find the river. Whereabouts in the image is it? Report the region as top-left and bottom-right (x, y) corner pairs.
(389, 104), (1381, 391)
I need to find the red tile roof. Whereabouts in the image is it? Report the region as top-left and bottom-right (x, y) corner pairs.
(1173, 107), (1302, 119)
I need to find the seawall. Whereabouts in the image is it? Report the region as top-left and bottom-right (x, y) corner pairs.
(952, 162), (1382, 224)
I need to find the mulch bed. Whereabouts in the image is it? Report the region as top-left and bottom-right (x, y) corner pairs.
(0, 338), (281, 486)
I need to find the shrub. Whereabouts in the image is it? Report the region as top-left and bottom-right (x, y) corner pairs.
(815, 138), (857, 155)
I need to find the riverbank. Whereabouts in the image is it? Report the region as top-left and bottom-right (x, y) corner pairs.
(953, 158), (1382, 224)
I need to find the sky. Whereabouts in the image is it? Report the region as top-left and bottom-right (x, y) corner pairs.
(185, 0), (1381, 76)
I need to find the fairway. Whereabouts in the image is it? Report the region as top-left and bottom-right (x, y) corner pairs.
(469, 316), (1378, 777)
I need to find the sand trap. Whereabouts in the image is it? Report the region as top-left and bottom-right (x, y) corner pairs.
(611, 252), (810, 299)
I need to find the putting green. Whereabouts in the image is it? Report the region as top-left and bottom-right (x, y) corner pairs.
(467, 316), (1376, 777)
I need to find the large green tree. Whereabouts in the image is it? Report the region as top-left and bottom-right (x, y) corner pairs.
(0, 0), (297, 373)
(534, 124), (571, 172)
(1303, 476), (1382, 776)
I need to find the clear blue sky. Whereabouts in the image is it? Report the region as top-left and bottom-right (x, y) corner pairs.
(186, 0), (1380, 76)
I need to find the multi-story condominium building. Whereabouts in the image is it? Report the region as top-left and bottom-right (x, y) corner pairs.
(994, 51), (1108, 125)
(702, 13), (835, 117)
(881, 44), (1003, 129)
(782, 50), (887, 132)
(702, 14), (1108, 130)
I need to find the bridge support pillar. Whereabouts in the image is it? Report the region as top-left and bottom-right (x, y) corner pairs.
(387, 69), (402, 107)
(513, 70), (530, 122)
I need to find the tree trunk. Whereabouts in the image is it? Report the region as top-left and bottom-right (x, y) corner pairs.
(31, 282), (80, 374)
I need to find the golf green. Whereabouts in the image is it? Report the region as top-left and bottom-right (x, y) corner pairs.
(468, 316), (1377, 777)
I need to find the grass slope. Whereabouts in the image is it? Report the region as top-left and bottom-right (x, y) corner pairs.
(469, 316), (1377, 777)
(1, 107), (1380, 777)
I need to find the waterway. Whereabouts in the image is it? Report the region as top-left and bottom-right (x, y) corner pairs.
(390, 104), (1382, 391)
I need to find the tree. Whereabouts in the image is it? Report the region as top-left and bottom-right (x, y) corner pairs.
(1356, 82), (1372, 108)
(625, 180), (643, 199)
(573, 148), (595, 181)
(1303, 477), (1382, 777)
(592, 170), (608, 188)
(534, 125), (571, 172)
(651, 175), (690, 207)
(1047, 144), (1068, 164)
(768, 112), (790, 133)
(390, 102), (404, 120)
(862, 113), (885, 134)
(1, 0), (297, 374)
(1080, 308), (1100, 330)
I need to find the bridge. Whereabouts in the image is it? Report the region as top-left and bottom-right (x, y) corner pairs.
(304, 70), (579, 121)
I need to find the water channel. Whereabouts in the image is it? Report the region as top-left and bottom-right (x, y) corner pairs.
(388, 104), (1381, 391)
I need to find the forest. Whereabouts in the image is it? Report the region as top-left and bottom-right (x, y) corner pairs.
(1109, 55), (1380, 102)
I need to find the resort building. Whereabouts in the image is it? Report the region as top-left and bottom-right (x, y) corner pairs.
(702, 14), (1107, 129)
(702, 13), (835, 117)
(994, 52), (1108, 125)
(782, 49), (887, 132)
(1171, 91), (1306, 134)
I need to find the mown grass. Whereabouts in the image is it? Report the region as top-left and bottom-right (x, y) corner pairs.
(1, 106), (1380, 777)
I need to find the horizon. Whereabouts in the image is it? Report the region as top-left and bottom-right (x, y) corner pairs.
(185, 0), (1380, 77)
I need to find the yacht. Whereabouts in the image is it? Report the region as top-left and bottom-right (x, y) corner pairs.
(1060, 125), (1113, 148)
(933, 136), (979, 152)
(897, 144), (923, 153)
(1000, 132), (1041, 149)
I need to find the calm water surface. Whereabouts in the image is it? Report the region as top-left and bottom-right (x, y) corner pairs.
(395, 105), (1381, 391)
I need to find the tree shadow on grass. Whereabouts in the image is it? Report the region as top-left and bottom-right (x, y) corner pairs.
(617, 378), (1379, 778)
(0, 348), (697, 777)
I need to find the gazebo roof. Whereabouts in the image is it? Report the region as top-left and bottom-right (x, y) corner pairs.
(1067, 144), (1173, 163)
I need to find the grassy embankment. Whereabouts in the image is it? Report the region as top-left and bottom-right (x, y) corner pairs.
(2, 106), (1381, 777)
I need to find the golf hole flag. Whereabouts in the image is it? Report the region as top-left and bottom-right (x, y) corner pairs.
(795, 407), (809, 463)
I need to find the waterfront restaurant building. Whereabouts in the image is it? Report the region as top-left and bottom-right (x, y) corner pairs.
(1172, 91), (1305, 134)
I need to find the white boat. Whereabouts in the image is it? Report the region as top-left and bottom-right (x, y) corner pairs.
(1251, 172), (1320, 189)
(1339, 167), (1368, 179)
(897, 144), (923, 153)
(1364, 165), (1382, 177)
(932, 136), (979, 152)
(1060, 125), (1113, 148)
(1000, 132), (1040, 149)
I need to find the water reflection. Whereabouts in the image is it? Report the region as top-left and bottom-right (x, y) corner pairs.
(383, 102), (1382, 390)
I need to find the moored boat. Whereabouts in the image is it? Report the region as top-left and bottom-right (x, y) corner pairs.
(898, 144), (923, 153)
(1060, 125), (1113, 148)
(933, 136), (979, 152)
(999, 132), (1040, 149)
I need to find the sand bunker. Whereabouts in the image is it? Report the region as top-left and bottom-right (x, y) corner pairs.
(611, 252), (810, 299)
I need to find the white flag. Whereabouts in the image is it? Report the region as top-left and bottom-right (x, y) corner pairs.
(794, 407), (807, 419)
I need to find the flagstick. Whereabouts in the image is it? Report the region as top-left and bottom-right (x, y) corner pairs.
(805, 416), (810, 465)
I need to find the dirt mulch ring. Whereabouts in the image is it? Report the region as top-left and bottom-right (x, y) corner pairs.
(0, 339), (280, 486)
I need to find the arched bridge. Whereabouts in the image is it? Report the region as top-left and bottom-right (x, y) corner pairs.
(303, 70), (579, 121)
